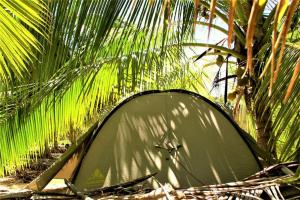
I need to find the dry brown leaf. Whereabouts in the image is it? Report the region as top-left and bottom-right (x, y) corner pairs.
(228, 0), (237, 48)
(148, 0), (156, 5)
(245, 0), (266, 76)
(161, 0), (170, 17)
(274, 0), (300, 81)
(271, 0), (288, 82)
(260, 0), (299, 79)
(207, 0), (217, 39)
(284, 57), (300, 103)
(270, 0), (288, 95)
(194, 0), (200, 31)
(245, 2), (259, 75)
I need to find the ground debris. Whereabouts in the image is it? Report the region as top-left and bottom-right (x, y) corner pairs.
(0, 162), (299, 200)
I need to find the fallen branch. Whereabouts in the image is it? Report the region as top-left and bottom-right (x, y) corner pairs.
(86, 172), (157, 196)
(65, 179), (92, 200)
(0, 189), (33, 199)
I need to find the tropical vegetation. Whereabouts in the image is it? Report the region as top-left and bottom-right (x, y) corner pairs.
(0, 0), (299, 180)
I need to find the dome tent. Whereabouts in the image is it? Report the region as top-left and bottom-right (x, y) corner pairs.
(27, 89), (262, 191)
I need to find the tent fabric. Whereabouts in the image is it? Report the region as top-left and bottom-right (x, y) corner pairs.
(28, 89), (262, 191)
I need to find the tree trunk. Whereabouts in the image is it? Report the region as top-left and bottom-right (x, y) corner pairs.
(53, 131), (59, 149)
(234, 33), (273, 155)
(68, 121), (77, 144)
(43, 141), (52, 158)
(254, 106), (272, 153)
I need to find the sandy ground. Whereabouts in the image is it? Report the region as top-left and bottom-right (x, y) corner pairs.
(0, 177), (27, 191)
(0, 148), (66, 191)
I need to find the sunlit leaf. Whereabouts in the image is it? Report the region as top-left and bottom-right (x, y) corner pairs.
(0, 0), (203, 176)
(0, 0), (48, 84)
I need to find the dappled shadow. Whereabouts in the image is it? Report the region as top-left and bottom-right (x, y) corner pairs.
(73, 92), (260, 191)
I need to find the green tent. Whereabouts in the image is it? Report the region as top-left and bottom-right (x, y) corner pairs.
(27, 90), (262, 191)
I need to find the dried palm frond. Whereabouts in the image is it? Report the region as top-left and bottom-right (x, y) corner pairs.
(228, 0), (237, 48)
(1, 162), (299, 200)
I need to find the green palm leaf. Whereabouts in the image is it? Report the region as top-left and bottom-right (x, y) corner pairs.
(255, 46), (300, 161)
(0, 0), (48, 83)
(0, 0), (203, 175)
(0, 0), (299, 179)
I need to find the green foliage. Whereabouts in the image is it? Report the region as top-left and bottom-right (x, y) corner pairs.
(0, 0), (208, 176)
(0, 0), (299, 179)
(0, 0), (49, 84)
(187, 0), (300, 163)
(255, 46), (300, 161)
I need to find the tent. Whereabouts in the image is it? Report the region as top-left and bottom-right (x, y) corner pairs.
(27, 89), (262, 191)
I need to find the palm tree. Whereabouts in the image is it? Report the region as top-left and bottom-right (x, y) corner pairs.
(180, 0), (300, 161)
(189, 0), (300, 161)
(0, 0), (299, 176)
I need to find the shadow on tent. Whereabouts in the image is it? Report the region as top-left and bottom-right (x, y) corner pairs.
(27, 89), (264, 192)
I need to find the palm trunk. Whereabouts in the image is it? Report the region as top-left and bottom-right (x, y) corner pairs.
(53, 131), (59, 149)
(255, 106), (272, 153)
(68, 121), (77, 144)
(43, 141), (52, 158)
(234, 36), (273, 155)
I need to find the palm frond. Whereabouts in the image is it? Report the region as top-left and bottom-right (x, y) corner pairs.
(273, 0), (300, 85)
(0, 45), (208, 175)
(0, 0), (49, 84)
(255, 46), (300, 161)
(207, 0), (217, 39)
(0, 0), (209, 175)
(245, 0), (267, 75)
(227, 0), (237, 48)
(271, 0), (289, 83)
(284, 57), (300, 102)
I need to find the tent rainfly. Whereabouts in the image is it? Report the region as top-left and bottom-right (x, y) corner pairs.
(27, 90), (262, 191)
